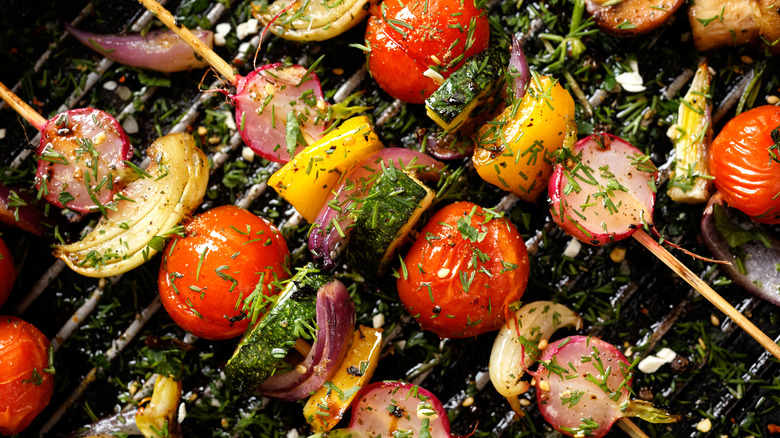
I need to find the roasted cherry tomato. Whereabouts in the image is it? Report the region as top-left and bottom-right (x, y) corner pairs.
(0, 316), (54, 436)
(0, 237), (15, 308)
(364, 0), (489, 104)
(158, 205), (290, 340)
(397, 202), (530, 338)
(709, 105), (780, 224)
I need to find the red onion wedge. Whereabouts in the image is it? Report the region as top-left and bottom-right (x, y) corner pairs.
(422, 130), (475, 160)
(549, 133), (658, 246)
(36, 108), (133, 214)
(509, 35), (530, 101)
(532, 336), (679, 438)
(701, 192), (780, 307)
(0, 184), (51, 236)
(309, 148), (444, 270)
(328, 381), (452, 438)
(259, 279), (355, 401)
(65, 23), (213, 73)
(232, 64), (327, 163)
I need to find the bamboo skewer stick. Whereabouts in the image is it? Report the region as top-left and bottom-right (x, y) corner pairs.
(617, 418), (650, 438)
(136, 0), (237, 83)
(633, 229), (780, 361)
(0, 81), (47, 131)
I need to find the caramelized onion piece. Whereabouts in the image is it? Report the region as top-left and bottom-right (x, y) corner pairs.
(54, 133), (209, 277)
(585, 0), (685, 36)
(66, 23), (214, 72)
(489, 301), (583, 416)
(701, 192), (780, 306)
(252, 0), (372, 42)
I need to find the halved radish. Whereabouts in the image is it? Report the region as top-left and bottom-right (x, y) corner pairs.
(232, 64), (327, 163)
(532, 336), (679, 438)
(36, 108), (132, 214)
(548, 133), (658, 246)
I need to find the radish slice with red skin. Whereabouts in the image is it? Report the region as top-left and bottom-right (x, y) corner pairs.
(348, 381), (452, 438)
(549, 133), (658, 246)
(532, 336), (679, 438)
(65, 24), (214, 73)
(36, 108), (132, 214)
(232, 64), (327, 163)
(309, 148), (443, 270)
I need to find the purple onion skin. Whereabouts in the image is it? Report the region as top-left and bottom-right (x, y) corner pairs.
(65, 23), (213, 72)
(309, 148), (444, 270)
(259, 279), (355, 401)
(0, 185), (49, 236)
(509, 35), (530, 101)
(701, 192), (780, 307)
(423, 131), (475, 160)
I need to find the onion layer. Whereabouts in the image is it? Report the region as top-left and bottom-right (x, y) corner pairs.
(309, 148), (443, 270)
(66, 23), (213, 72)
(259, 279), (355, 401)
(508, 35), (530, 101)
(37, 108), (132, 214)
(232, 64), (327, 163)
(489, 301), (582, 415)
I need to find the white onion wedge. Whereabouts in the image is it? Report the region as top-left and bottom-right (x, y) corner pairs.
(252, 0), (372, 42)
(489, 301), (582, 416)
(54, 133), (209, 277)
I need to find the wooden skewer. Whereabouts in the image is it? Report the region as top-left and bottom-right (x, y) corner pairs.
(617, 418), (650, 438)
(0, 80), (47, 131)
(136, 0), (237, 83)
(633, 229), (780, 361)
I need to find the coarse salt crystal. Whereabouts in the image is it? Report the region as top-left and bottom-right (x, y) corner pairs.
(372, 313), (385, 329)
(638, 347), (677, 374)
(615, 60), (646, 93)
(215, 23), (232, 36)
(562, 238), (582, 258)
(236, 19), (258, 40)
(122, 115), (139, 134)
(214, 34), (226, 46)
(241, 146), (255, 162)
(103, 80), (118, 91)
(115, 85), (132, 101)
(0, 128), (5, 140)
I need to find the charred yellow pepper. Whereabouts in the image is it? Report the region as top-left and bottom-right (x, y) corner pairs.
(472, 74), (576, 202)
(268, 116), (383, 222)
(303, 326), (382, 432)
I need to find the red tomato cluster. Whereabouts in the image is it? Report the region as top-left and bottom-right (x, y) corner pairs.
(0, 237), (15, 308)
(0, 317), (54, 436)
(709, 105), (780, 224)
(365, 0), (490, 104)
(158, 205), (290, 340)
(397, 202), (530, 338)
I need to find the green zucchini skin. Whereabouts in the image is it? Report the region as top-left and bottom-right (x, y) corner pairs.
(224, 265), (330, 392)
(347, 167), (434, 275)
(425, 47), (508, 132)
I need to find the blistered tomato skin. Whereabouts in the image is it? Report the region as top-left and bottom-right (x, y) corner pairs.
(709, 105), (780, 224)
(397, 202), (530, 338)
(364, 0), (489, 104)
(0, 238), (15, 308)
(158, 205), (290, 340)
(0, 317), (54, 436)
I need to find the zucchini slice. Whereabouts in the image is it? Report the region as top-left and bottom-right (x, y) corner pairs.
(425, 48), (507, 132)
(224, 265), (330, 392)
(347, 166), (435, 275)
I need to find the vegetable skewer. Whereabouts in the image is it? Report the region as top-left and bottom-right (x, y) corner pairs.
(136, 0), (330, 163)
(549, 133), (780, 361)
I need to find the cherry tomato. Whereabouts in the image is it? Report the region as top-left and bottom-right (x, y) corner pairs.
(397, 202), (530, 338)
(0, 316), (54, 436)
(158, 205), (290, 340)
(709, 105), (780, 224)
(0, 238), (15, 308)
(364, 0), (489, 104)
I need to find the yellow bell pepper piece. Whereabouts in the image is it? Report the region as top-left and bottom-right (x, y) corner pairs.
(268, 116), (384, 222)
(303, 326), (382, 432)
(472, 74), (576, 202)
